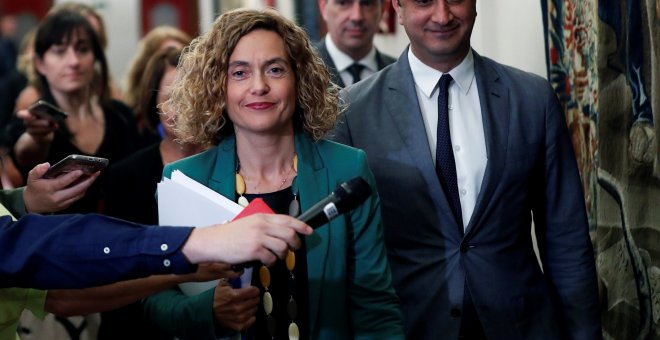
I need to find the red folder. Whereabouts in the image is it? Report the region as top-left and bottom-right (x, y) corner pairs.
(232, 198), (274, 220)
(229, 198), (274, 285)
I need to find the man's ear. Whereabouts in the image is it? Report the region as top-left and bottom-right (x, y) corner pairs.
(318, 0), (328, 21)
(392, 0), (403, 25)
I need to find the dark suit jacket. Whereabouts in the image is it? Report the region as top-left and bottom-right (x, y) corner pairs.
(313, 38), (396, 88)
(331, 49), (601, 340)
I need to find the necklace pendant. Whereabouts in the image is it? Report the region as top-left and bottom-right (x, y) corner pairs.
(288, 198), (300, 217)
(238, 195), (249, 207)
(288, 322), (300, 340)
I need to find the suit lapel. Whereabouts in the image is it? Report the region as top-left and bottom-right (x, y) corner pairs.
(317, 41), (346, 88)
(294, 133), (329, 335)
(209, 137), (238, 202)
(464, 52), (510, 236)
(375, 50), (388, 70)
(384, 50), (460, 232)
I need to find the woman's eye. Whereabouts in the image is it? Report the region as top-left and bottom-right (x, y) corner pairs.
(76, 44), (91, 53)
(231, 70), (247, 79)
(50, 46), (67, 55)
(268, 66), (286, 77)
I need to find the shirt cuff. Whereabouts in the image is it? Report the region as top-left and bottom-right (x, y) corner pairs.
(142, 226), (197, 275)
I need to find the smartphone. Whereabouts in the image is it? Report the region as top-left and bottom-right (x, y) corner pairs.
(43, 154), (109, 179)
(27, 100), (68, 122)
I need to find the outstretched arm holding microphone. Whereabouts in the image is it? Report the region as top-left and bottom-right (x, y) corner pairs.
(1, 163), (312, 290)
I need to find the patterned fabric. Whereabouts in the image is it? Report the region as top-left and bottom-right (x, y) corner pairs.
(543, 1), (660, 339)
(435, 74), (462, 227)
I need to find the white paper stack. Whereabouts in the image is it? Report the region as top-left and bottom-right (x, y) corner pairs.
(157, 170), (251, 295)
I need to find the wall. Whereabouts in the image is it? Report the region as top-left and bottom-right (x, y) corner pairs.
(61, 0), (547, 91)
(374, 0), (547, 78)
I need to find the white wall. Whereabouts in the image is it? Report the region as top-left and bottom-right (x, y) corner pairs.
(58, 0), (546, 92)
(374, 0), (547, 78)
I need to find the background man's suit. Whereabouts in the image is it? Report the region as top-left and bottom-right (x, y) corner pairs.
(331, 49), (601, 339)
(313, 39), (396, 88)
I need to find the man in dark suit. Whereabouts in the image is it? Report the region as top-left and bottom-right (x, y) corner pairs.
(331, 1), (601, 339)
(314, 0), (396, 87)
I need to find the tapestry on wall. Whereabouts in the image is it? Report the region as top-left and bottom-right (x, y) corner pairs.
(543, 0), (659, 338)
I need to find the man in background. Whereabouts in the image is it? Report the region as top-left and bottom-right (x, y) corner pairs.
(314, 0), (396, 87)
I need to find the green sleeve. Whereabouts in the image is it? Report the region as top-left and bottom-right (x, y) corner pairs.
(349, 151), (405, 339)
(142, 287), (218, 339)
(0, 288), (46, 340)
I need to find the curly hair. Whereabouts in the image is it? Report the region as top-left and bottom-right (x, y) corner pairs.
(169, 8), (340, 146)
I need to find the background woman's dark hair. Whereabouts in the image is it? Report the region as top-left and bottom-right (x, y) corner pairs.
(134, 47), (182, 134)
(34, 9), (110, 106)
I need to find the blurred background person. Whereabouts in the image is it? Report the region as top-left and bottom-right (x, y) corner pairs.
(0, 29), (36, 190)
(142, 8), (404, 340)
(122, 26), (191, 147)
(13, 2), (122, 114)
(11, 9), (138, 214)
(314, 0), (395, 88)
(8, 9), (138, 339)
(0, 14), (18, 76)
(101, 47), (204, 340)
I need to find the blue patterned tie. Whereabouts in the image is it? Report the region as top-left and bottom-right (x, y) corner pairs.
(435, 74), (463, 227)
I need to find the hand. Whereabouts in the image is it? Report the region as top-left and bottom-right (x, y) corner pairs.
(182, 213), (313, 265)
(23, 162), (99, 213)
(187, 263), (242, 283)
(16, 109), (57, 143)
(213, 281), (260, 331)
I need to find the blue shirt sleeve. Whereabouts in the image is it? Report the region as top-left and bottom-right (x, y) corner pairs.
(0, 213), (196, 289)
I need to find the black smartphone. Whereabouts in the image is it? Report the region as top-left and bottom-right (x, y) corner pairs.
(43, 154), (109, 179)
(27, 100), (68, 122)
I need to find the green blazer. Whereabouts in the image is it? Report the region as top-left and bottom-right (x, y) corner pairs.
(0, 188), (27, 218)
(143, 133), (404, 339)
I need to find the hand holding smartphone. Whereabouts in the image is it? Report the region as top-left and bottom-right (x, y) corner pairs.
(27, 100), (68, 123)
(44, 154), (109, 179)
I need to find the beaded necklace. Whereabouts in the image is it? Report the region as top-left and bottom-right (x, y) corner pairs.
(235, 154), (304, 339)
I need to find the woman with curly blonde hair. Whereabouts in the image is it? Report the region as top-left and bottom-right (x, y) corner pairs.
(143, 8), (404, 340)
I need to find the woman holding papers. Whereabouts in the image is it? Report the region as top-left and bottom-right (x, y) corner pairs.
(143, 8), (404, 340)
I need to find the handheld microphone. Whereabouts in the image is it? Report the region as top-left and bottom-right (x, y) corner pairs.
(298, 176), (372, 229)
(232, 177), (371, 271)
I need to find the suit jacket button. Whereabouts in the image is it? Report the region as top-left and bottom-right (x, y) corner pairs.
(450, 308), (462, 317)
(460, 243), (469, 253)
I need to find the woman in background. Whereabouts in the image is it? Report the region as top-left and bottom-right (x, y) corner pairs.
(12, 9), (138, 214)
(13, 1), (121, 113)
(143, 8), (404, 340)
(123, 26), (191, 147)
(101, 46), (203, 340)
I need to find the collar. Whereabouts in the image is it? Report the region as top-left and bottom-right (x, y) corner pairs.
(324, 34), (378, 72)
(408, 48), (475, 98)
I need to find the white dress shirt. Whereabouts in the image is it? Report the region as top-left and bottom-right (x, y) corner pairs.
(408, 49), (488, 230)
(325, 35), (378, 86)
